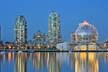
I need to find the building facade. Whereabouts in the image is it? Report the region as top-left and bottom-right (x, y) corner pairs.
(0, 26), (3, 48)
(14, 16), (27, 46)
(0, 27), (1, 41)
(72, 21), (98, 43)
(48, 11), (62, 47)
(33, 31), (46, 48)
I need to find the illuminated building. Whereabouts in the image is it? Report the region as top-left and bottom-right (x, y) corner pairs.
(33, 31), (46, 48)
(14, 16), (27, 46)
(104, 41), (108, 48)
(28, 40), (33, 48)
(72, 21), (98, 43)
(48, 11), (62, 47)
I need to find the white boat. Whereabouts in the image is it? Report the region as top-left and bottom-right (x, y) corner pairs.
(18, 50), (23, 53)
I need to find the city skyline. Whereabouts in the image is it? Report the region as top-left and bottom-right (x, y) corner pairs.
(0, 0), (108, 42)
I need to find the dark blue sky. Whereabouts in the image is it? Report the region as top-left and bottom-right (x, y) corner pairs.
(0, 0), (108, 42)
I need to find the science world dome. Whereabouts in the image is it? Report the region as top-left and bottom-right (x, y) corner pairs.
(72, 21), (98, 43)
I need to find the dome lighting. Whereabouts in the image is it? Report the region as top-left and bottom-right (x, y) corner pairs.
(72, 21), (98, 43)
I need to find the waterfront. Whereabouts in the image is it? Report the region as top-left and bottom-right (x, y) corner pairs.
(0, 51), (108, 72)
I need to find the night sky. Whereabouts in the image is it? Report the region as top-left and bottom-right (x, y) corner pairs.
(0, 0), (108, 42)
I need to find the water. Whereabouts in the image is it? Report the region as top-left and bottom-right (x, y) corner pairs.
(0, 52), (108, 72)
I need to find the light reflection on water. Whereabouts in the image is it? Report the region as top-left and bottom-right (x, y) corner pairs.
(0, 52), (108, 72)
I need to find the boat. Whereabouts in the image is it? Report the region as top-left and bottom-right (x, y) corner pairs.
(18, 50), (23, 53)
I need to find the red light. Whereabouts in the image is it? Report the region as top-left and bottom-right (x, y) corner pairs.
(82, 20), (89, 26)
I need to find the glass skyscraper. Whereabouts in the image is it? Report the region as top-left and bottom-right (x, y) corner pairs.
(48, 11), (61, 47)
(0, 26), (1, 41)
(14, 16), (27, 45)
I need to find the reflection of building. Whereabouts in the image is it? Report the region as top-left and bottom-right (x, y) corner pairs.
(14, 53), (27, 72)
(47, 52), (60, 72)
(104, 52), (108, 61)
(7, 52), (13, 62)
(14, 16), (27, 45)
(74, 46), (99, 72)
(33, 31), (46, 48)
(32, 53), (47, 71)
(72, 21), (98, 43)
(48, 11), (62, 47)
(32, 53), (41, 70)
(31, 52), (61, 72)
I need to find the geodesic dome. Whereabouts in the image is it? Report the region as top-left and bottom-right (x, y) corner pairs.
(74, 21), (98, 43)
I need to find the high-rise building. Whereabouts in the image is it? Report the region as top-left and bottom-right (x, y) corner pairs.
(48, 11), (62, 47)
(14, 16), (27, 45)
(0, 27), (1, 41)
(0, 26), (4, 48)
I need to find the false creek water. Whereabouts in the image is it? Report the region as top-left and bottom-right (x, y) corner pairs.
(0, 52), (108, 72)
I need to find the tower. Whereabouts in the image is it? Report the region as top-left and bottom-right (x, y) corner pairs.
(48, 11), (61, 47)
(14, 16), (27, 45)
(0, 27), (1, 41)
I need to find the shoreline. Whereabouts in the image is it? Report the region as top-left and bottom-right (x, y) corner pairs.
(0, 49), (108, 52)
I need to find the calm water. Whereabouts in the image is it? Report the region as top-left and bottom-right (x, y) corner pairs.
(0, 52), (108, 72)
